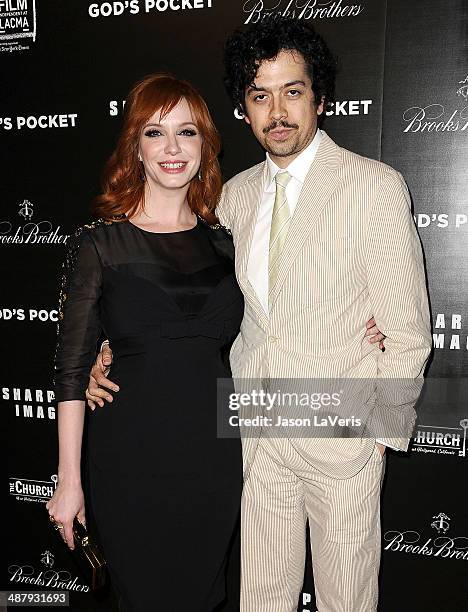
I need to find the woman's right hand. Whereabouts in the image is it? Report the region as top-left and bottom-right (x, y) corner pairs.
(46, 482), (86, 550)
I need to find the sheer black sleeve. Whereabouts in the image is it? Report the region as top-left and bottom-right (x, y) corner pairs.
(54, 228), (103, 402)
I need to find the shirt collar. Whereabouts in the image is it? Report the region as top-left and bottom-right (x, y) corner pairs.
(265, 129), (322, 193)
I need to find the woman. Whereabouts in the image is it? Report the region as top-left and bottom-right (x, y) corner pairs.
(47, 73), (244, 611)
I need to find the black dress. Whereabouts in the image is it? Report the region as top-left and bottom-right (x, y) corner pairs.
(54, 216), (244, 611)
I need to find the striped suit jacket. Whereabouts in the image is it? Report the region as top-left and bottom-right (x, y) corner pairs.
(217, 131), (431, 479)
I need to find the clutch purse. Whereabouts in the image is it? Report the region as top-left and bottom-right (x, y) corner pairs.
(49, 515), (107, 591)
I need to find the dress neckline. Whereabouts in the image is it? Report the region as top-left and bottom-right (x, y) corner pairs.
(127, 216), (199, 235)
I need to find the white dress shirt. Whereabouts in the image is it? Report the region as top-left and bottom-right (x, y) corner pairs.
(247, 129), (322, 313)
(246, 128), (394, 452)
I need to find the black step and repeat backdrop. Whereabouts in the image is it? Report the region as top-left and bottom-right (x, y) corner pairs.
(3, 1), (467, 611)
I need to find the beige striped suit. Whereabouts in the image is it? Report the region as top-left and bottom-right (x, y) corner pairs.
(217, 132), (431, 611)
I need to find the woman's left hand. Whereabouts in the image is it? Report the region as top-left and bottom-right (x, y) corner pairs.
(365, 317), (386, 350)
(46, 482), (85, 550)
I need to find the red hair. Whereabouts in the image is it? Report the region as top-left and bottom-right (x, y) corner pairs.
(93, 73), (222, 224)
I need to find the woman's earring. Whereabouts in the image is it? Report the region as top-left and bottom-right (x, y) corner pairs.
(198, 169), (202, 181)
(139, 160), (146, 182)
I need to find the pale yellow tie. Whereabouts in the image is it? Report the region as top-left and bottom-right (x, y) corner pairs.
(268, 171), (292, 308)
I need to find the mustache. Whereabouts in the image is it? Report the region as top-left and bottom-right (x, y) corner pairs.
(263, 120), (299, 134)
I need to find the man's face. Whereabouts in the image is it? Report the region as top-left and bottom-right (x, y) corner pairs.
(243, 50), (324, 168)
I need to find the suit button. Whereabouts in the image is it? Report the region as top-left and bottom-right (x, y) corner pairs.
(268, 335), (279, 343)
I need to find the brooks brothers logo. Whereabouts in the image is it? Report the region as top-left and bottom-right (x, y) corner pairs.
(0, 0), (36, 53)
(10, 474), (58, 503)
(431, 513), (450, 534)
(18, 199), (33, 221)
(0, 200), (70, 245)
(9, 550), (90, 592)
(41, 551), (55, 569)
(243, 0), (365, 24)
(384, 512), (468, 562)
(402, 74), (468, 133)
(412, 417), (468, 458)
(457, 75), (468, 102)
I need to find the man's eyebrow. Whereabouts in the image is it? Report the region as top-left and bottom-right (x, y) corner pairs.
(283, 80), (306, 88)
(246, 83), (265, 93)
(246, 80), (307, 93)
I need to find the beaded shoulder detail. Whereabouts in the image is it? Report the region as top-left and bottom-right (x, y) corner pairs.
(54, 217), (120, 379)
(196, 214), (232, 235)
(79, 215), (124, 234)
(57, 218), (112, 323)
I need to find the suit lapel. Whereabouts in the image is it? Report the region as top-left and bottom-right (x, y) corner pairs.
(234, 163), (269, 329)
(268, 132), (343, 308)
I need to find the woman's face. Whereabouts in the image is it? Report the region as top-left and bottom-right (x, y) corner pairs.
(138, 98), (202, 192)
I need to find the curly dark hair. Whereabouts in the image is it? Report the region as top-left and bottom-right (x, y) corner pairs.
(224, 18), (337, 120)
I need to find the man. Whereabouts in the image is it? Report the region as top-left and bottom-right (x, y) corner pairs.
(88, 19), (431, 612)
